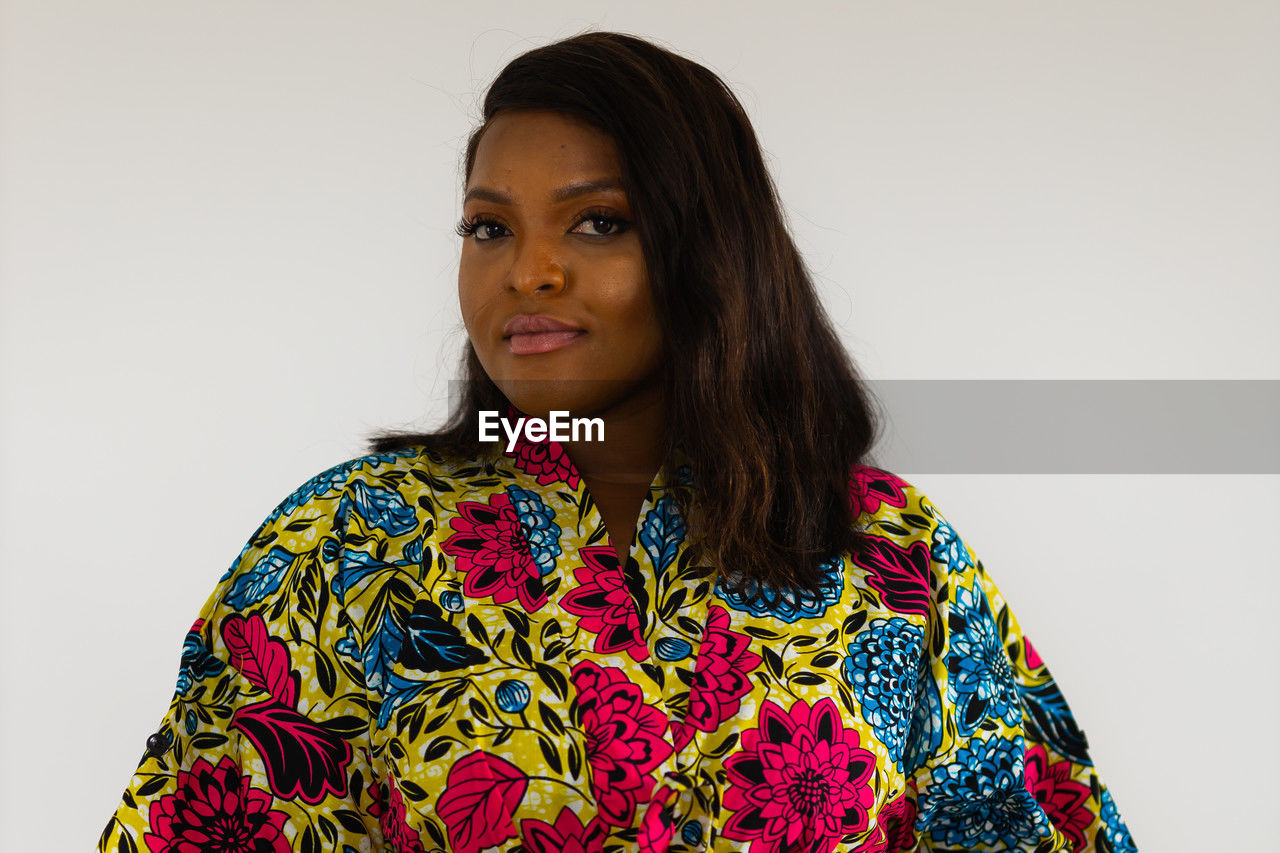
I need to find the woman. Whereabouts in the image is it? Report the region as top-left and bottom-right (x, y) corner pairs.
(99, 31), (1137, 853)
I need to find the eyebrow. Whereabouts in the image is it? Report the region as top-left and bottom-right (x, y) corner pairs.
(463, 179), (627, 206)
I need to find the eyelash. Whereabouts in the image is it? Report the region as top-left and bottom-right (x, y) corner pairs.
(454, 207), (632, 241)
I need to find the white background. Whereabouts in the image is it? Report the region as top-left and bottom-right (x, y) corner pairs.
(2, 2), (1278, 850)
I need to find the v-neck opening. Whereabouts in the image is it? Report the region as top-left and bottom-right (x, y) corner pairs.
(443, 406), (731, 836)
(497, 400), (687, 572)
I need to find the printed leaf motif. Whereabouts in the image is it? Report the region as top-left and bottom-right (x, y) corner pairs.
(347, 479), (419, 535)
(1019, 678), (1092, 765)
(853, 536), (932, 616)
(229, 699), (353, 805)
(363, 607), (408, 696)
(223, 546), (294, 609)
(220, 613), (298, 707)
(396, 597), (489, 673)
(639, 495), (685, 573)
(436, 751), (529, 853)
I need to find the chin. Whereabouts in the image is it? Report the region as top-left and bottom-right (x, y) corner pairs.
(499, 378), (630, 423)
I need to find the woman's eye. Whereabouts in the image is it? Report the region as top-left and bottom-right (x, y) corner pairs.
(573, 214), (630, 237)
(457, 212), (630, 242)
(473, 220), (506, 241)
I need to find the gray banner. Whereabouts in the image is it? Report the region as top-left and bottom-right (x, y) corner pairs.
(446, 379), (1280, 473)
(865, 380), (1279, 474)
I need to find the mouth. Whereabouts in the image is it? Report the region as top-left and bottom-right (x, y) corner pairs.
(505, 330), (587, 355)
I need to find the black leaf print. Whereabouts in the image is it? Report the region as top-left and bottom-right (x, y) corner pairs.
(397, 598), (489, 673)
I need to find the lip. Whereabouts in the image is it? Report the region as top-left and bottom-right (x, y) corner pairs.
(502, 313), (586, 337)
(506, 329), (587, 355)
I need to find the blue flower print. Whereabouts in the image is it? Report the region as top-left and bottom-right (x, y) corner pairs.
(948, 581), (1022, 734)
(217, 453), (418, 584)
(278, 460), (361, 514)
(639, 496), (686, 574)
(930, 515), (973, 572)
(902, 657), (944, 775)
(505, 485), (562, 577)
(238, 452), (417, 554)
(844, 617), (925, 767)
(917, 734), (1050, 850)
(716, 555), (845, 623)
(259, 456), (385, 528)
(1100, 787), (1138, 852)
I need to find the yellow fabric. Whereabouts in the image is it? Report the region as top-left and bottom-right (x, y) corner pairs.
(98, 437), (1135, 853)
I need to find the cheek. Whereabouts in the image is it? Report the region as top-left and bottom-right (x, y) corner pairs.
(616, 271), (661, 354)
(596, 256), (656, 315)
(457, 277), (498, 335)
(613, 296), (664, 366)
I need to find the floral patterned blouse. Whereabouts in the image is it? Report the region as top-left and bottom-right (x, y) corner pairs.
(99, 421), (1137, 853)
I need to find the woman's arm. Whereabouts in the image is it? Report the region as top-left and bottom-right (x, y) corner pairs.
(97, 459), (398, 853)
(904, 489), (1138, 853)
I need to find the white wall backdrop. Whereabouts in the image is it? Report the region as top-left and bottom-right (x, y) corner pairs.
(2, 2), (1277, 850)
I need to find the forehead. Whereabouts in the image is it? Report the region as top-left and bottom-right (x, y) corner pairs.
(470, 110), (622, 186)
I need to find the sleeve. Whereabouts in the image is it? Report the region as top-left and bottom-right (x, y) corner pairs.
(97, 461), (393, 853)
(901, 489), (1139, 853)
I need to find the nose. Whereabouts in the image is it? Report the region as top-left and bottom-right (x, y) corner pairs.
(505, 234), (567, 296)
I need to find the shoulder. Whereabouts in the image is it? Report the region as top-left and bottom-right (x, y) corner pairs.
(848, 463), (937, 531)
(213, 447), (464, 609)
(219, 448), (440, 581)
(272, 444), (518, 558)
(848, 463), (977, 574)
(258, 445), (494, 528)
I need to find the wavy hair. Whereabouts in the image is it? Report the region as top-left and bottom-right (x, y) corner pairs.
(367, 30), (884, 601)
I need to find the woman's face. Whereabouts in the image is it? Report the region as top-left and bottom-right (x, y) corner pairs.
(457, 109), (665, 422)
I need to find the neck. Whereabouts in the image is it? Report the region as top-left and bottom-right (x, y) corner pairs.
(560, 381), (667, 488)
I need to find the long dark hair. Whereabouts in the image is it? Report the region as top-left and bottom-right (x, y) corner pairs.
(367, 30), (884, 600)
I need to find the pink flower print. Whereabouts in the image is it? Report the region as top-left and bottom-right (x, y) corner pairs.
(850, 786), (918, 852)
(442, 491), (548, 611)
(367, 773), (427, 853)
(722, 697), (877, 853)
(1024, 743), (1093, 851)
(570, 660), (675, 827)
(849, 465), (911, 517)
(561, 545), (649, 662)
(638, 784), (679, 853)
(520, 805), (608, 853)
(142, 755), (291, 853)
(502, 402), (581, 488)
(669, 605), (762, 752)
